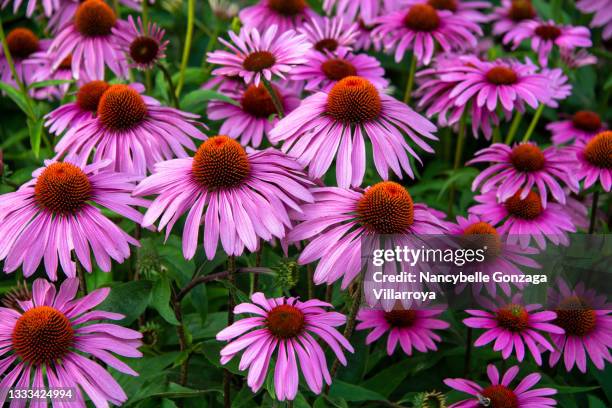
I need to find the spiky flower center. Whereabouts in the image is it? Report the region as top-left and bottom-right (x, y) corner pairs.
(266, 304), (305, 338)
(427, 0), (457, 12)
(98, 84), (148, 131)
(12, 306), (74, 366)
(241, 84), (281, 118)
(535, 24), (562, 40)
(315, 38), (339, 53)
(384, 309), (417, 327)
(129, 36), (159, 65)
(75, 0), (117, 37)
(322, 58), (358, 81)
(486, 66), (518, 85)
(243, 51), (276, 72)
(192, 136), (251, 189)
(584, 131), (612, 169)
(357, 181), (414, 234)
(326, 76), (381, 124)
(34, 162), (92, 214)
(496, 304), (529, 332)
(404, 4), (440, 32)
(555, 296), (597, 336)
(6, 28), (39, 59)
(510, 144), (545, 172)
(76, 80), (110, 112)
(504, 191), (542, 220)
(463, 221), (501, 259)
(572, 111), (602, 132)
(508, 0), (536, 21)
(268, 0), (306, 16)
(479, 385), (518, 408)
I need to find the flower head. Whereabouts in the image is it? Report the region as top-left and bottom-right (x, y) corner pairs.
(299, 16), (358, 54)
(0, 28), (50, 86)
(239, 0), (317, 33)
(547, 110), (606, 145)
(567, 130), (612, 191)
(403, 0), (491, 22)
(23, 51), (74, 100)
(1, 0), (57, 16)
(577, 0), (612, 40)
(323, 0), (398, 25)
(114, 15), (168, 70)
(490, 0), (539, 36)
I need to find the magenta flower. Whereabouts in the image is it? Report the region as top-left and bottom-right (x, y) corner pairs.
(540, 67), (572, 108)
(0, 160), (147, 279)
(239, 0), (317, 33)
(54, 83), (206, 175)
(547, 110), (606, 145)
(1, 28), (50, 86)
(134, 136), (313, 260)
(547, 279), (612, 372)
(114, 15), (168, 71)
(445, 364), (557, 408)
(356, 306), (449, 356)
(217, 292), (353, 401)
(470, 190), (576, 249)
(291, 48), (388, 92)
(566, 131), (612, 191)
(323, 0), (397, 25)
(402, 0), (491, 22)
(1, 0), (57, 16)
(288, 182), (447, 288)
(207, 25), (309, 86)
(299, 16), (358, 54)
(490, 0), (539, 36)
(0, 278), (142, 407)
(560, 48), (598, 68)
(576, 0), (612, 40)
(372, 3), (482, 64)
(468, 142), (579, 207)
(208, 82), (300, 147)
(48, 0), (129, 80)
(24, 51), (74, 100)
(504, 20), (592, 66)
(269, 76), (437, 188)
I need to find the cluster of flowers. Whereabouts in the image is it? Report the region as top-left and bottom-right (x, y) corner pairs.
(0, 0), (610, 406)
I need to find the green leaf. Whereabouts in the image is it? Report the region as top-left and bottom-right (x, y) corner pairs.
(98, 280), (152, 325)
(190, 283), (208, 324)
(151, 275), (180, 325)
(555, 385), (600, 394)
(27, 79), (74, 89)
(180, 89), (239, 113)
(27, 117), (43, 157)
(329, 380), (386, 402)
(0, 81), (33, 117)
(231, 386), (257, 408)
(200, 339), (243, 375)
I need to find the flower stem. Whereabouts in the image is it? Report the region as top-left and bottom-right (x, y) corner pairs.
(157, 63), (181, 108)
(75, 258), (88, 295)
(403, 53), (417, 105)
(522, 104), (545, 142)
(261, 76), (285, 118)
(448, 109), (468, 216)
(224, 255), (237, 408)
(505, 112), (523, 144)
(171, 286), (190, 386)
(589, 191), (600, 234)
(176, 0), (195, 98)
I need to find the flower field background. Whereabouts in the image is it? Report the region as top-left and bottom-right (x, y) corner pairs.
(0, 0), (610, 407)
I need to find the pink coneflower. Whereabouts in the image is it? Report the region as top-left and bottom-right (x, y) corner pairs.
(353, 18), (383, 51)
(547, 279), (612, 372)
(323, 0), (397, 25)
(1, 0), (57, 16)
(403, 0), (491, 22)
(470, 190), (576, 249)
(0, 160), (146, 280)
(372, 3), (482, 64)
(560, 48), (598, 68)
(468, 142), (579, 206)
(24, 52), (74, 100)
(48, 0), (128, 80)
(356, 305), (449, 356)
(134, 136), (313, 260)
(0, 277), (142, 407)
(239, 0), (317, 33)
(291, 48), (388, 92)
(490, 0), (539, 36)
(541, 67), (572, 108)
(0, 28), (50, 86)
(504, 20), (592, 66)
(114, 15), (168, 71)
(269, 76), (437, 188)
(567, 131), (612, 191)
(54, 83), (206, 175)
(288, 182), (447, 287)
(208, 82), (300, 147)
(207, 25), (309, 86)
(547, 110), (606, 145)
(464, 295), (564, 364)
(299, 16), (358, 54)
(444, 364), (557, 407)
(576, 0), (612, 40)
(217, 292), (353, 401)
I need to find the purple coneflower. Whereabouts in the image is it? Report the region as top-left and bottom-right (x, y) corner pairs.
(576, 0), (612, 40)
(54, 83), (206, 175)
(323, 0), (397, 25)
(114, 15), (168, 71)
(0, 278), (142, 407)
(356, 305), (449, 356)
(560, 48), (598, 68)
(208, 82), (300, 147)
(24, 52), (74, 100)
(403, 0), (490, 22)
(541, 67), (572, 108)
(270, 76), (437, 187)
(567, 130), (612, 191)
(217, 292), (353, 401)
(207, 25), (309, 86)
(490, 0), (539, 36)
(468, 142), (579, 206)
(134, 136), (313, 260)
(0, 160), (146, 280)
(1, 28), (50, 86)
(547, 110), (606, 145)
(299, 16), (358, 54)
(1, 0), (57, 16)
(239, 0), (317, 34)
(445, 364), (557, 407)
(504, 20), (592, 66)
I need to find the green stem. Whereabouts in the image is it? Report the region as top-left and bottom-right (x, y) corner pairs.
(589, 191), (600, 234)
(176, 0), (195, 98)
(448, 110), (468, 216)
(403, 53), (417, 105)
(157, 63), (180, 108)
(505, 112), (523, 144)
(522, 104), (544, 142)
(261, 76), (285, 118)
(141, 0), (149, 32)
(224, 255), (236, 408)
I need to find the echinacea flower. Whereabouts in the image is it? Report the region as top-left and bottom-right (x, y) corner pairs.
(291, 48), (388, 91)
(356, 305), (449, 355)
(403, 0), (491, 22)
(54, 83), (206, 175)
(0, 28), (50, 86)
(134, 136), (313, 260)
(445, 364), (557, 407)
(490, 0), (539, 36)
(208, 82), (300, 147)
(567, 130), (612, 191)
(547, 110), (606, 145)
(269, 76), (437, 187)
(288, 181), (447, 288)
(0, 278), (142, 407)
(239, 0), (317, 33)
(216, 292), (353, 401)
(468, 142), (579, 206)
(207, 25), (309, 86)
(323, 0), (397, 25)
(547, 279), (612, 372)
(576, 0), (612, 40)
(504, 20), (592, 66)
(24, 52), (74, 100)
(464, 296), (564, 364)
(560, 48), (598, 68)
(540, 67), (572, 108)
(299, 16), (358, 54)
(49, 0), (129, 80)
(0, 160), (147, 279)
(372, 3), (482, 64)
(1, 0), (57, 16)
(114, 15), (168, 70)
(470, 190), (576, 249)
